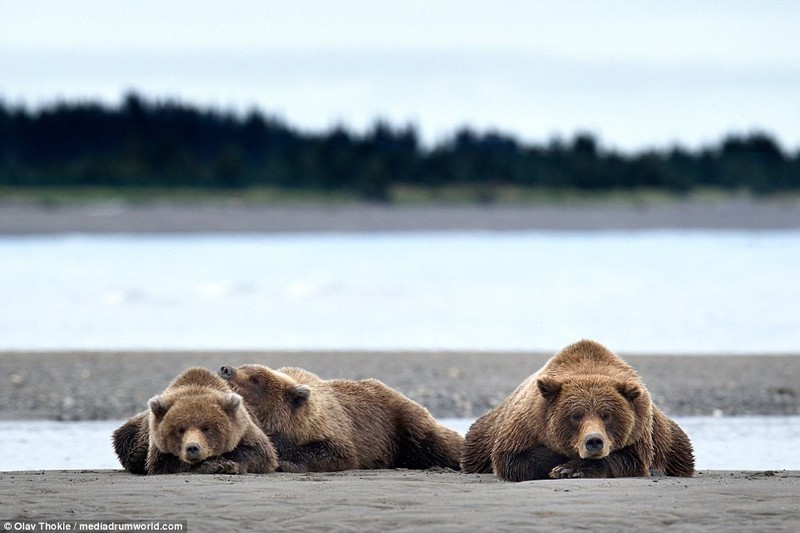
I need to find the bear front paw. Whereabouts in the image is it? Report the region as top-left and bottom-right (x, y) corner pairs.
(277, 460), (309, 473)
(194, 458), (242, 474)
(550, 462), (578, 479)
(550, 460), (603, 479)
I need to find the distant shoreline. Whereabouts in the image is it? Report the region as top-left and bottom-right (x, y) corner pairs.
(2, 195), (800, 234)
(2, 351), (798, 420)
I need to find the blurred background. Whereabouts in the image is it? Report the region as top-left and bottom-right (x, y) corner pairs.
(1, 0), (799, 352)
(1, 0), (799, 200)
(2, 0), (800, 147)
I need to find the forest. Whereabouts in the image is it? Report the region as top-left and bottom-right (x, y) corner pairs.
(1, 93), (798, 201)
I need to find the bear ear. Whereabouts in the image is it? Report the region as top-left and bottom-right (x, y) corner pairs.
(222, 392), (243, 415)
(290, 384), (311, 407)
(148, 395), (172, 420)
(617, 381), (642, 402)
(537, 377), (562, 400)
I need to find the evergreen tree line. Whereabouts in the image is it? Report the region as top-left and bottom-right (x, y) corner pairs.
(1, 93), (798, 201)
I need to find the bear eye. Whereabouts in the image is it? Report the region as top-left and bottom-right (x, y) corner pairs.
(249, 375), (261, 385)
(570, 412), (582, 423)
(201, 425), (211, 433)
(176, 427), (185, 435)
(600, 413), (611, 422)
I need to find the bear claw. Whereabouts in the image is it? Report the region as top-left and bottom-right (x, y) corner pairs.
(550, 460), (600, 479)
(550, 465), (574, 479)
(194, 458), (241, 475)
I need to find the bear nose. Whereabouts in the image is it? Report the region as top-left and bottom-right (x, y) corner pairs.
(584, 434), (605, 452)
(185, 442), (202, 458)
(219, 366), (233, 379)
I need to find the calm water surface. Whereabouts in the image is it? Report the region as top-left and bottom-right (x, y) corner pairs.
(2, 231), (798, 353)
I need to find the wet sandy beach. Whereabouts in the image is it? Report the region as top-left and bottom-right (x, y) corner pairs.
(2, 469), (798, 532)
(1, 351), (799, 420)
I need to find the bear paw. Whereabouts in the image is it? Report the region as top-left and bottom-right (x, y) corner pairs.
(194, 458), (242, 475)
(550, 460), (603, 479)
(277, 460), (310, 473)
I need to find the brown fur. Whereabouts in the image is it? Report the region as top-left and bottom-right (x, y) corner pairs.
(112, 411), (150, 474)
(113, 367), (278, 475)
(219, 364), (464, 472)
(461, 340), (694, 481)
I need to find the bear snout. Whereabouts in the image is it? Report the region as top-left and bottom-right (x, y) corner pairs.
(219, 366), (234, 379)
(579, 432), (609, 459)
(584, 434), (605, 453)
(184, 442), (202, 460)
(180, 428), (212, 463)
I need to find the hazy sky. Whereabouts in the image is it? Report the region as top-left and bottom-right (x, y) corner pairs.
(2, 0), (799, 151)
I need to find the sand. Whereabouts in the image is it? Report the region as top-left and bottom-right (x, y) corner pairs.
(1, 470), (798, 532)
(1, 351), (799, 420)
(2, 196), (800, 234)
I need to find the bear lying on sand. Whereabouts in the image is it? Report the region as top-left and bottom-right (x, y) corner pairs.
(461, 339), (694, 481)
(113, 367), (278, 475)
(218, 364), (464, 472)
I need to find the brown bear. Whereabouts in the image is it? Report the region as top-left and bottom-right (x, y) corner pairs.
(218, 364), (464, 472)
(112, 367), (278, 475)
(461, 339), (694, 481)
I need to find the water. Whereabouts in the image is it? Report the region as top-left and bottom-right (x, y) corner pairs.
(0, 420), (121, 471)
(1, 417), (797, 472)
(1, 231), (799, 353)
(4, 232), (795, 473)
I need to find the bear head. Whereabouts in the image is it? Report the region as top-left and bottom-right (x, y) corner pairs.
(218, 364), (312, 434)
(148, 387), (248, 464)
(536, 375), (650, 460)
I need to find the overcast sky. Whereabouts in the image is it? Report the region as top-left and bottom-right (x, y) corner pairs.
(2, 0), (798, 151)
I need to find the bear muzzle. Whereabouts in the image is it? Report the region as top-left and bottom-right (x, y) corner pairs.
(184, 442), (203, 462)
(180, 429), (212, 463)
(579, 432), (608, 459)
(219, 366), (234, 380)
